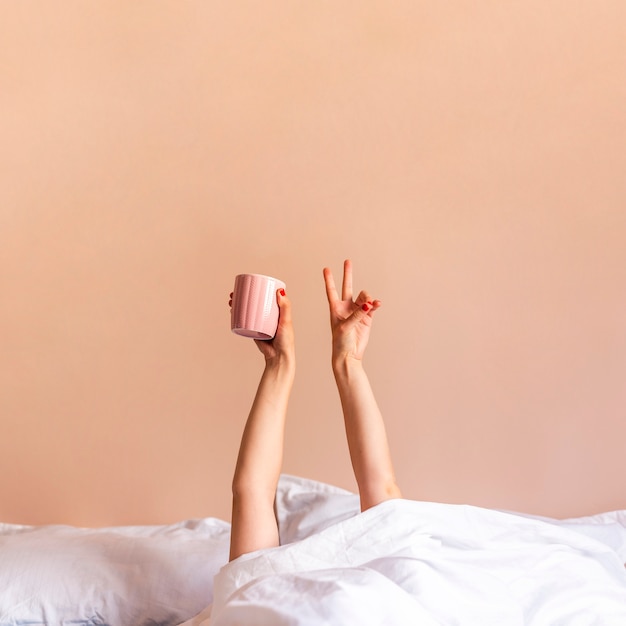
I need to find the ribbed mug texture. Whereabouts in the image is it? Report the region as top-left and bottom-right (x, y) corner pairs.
(231, 274), (286, 339)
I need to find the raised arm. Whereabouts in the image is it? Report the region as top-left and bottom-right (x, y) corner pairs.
(228, 288), (295, 561)
(323, 260), (402, 511)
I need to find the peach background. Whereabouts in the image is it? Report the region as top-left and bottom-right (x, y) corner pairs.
(1, 2), (625, 526)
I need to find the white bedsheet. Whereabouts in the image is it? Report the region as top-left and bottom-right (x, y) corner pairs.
(182, 498), (626, 626)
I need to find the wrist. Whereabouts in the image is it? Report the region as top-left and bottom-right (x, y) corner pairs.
(332, 354), (364, 379)
(265, 353), (296, 375)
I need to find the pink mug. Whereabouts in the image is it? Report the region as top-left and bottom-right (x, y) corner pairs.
(231, 273), (286, 340)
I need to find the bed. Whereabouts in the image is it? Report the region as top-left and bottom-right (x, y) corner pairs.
(1, 475), (625, 625)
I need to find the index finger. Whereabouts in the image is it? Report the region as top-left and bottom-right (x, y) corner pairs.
(341, 259), (353, 301)
(323, 267), (339, 303)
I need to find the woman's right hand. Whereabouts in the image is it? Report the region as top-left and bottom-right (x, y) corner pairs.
(229, 288), (295, 366)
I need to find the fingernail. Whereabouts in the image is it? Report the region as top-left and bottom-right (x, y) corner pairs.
(279, 288), (286, 297)
(362, 303), (370, 312)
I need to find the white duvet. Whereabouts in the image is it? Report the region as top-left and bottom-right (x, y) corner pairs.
(183, 492), (626, 626)
(2, 476), (624, 626)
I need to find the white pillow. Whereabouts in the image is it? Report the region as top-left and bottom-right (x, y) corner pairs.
(275, 474), (360, 544)
(0, 517), (230, 626)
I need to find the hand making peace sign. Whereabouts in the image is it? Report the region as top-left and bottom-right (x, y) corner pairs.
(323, 259), (382, 363)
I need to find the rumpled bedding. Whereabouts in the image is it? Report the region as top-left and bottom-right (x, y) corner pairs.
(183, 497), (626, 626)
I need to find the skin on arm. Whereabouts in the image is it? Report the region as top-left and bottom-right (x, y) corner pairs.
(228, 289), (295, 561)
(323, 260), (402, 511)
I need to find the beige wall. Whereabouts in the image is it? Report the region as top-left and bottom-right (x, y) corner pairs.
(1, 2), (625, 526)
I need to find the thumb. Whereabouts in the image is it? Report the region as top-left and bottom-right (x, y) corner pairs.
(276, 288), (292, 325)
(344, 301), (373, 329)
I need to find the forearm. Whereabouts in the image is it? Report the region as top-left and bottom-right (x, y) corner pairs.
(333, 357), (401, 510)
(232, 355), (295, 499)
